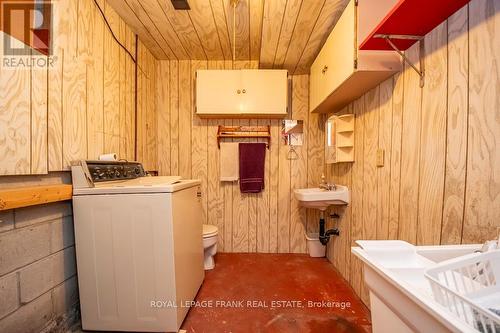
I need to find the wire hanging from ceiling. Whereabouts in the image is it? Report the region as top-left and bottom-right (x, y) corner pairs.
(92, 0), (136, 63)
(230, 0), (240, 61)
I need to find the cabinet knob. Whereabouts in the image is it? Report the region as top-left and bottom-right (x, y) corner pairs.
(242, 89), (246, 94)
(322, 65), (328, 74)
(237, 89), (241, 94)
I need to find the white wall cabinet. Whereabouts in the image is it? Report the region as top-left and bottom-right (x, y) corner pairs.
(310, 0), (402, 113)
(196, 69), (288, 117)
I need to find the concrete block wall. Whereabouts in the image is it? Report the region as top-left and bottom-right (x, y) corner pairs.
(0, 201), (78, 333)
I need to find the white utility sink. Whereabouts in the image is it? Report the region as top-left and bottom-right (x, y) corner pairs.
(352, 241), (482, 333)
(294, 185), (349, 210)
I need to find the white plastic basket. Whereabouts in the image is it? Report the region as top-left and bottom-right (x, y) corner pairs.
(425, 250), (500, 333)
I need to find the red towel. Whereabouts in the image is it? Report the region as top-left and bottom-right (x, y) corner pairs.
(239, 143), (266, 193)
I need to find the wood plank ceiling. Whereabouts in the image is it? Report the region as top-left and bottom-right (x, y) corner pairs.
(107, 0), (348, 74)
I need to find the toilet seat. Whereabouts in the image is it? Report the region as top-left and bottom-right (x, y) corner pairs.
(203, 224), (218, 238)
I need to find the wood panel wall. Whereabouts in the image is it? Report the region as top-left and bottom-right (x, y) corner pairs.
(0, 32), (47, 175)
(50, 0), (138, 171)
(326, 1), (500, 306)
(156, 60), (326, 253)
(137, 41), (158, 172)
(1, 0), (156, 175)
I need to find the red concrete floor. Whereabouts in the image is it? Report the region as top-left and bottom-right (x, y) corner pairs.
(181, 253), (372, 333)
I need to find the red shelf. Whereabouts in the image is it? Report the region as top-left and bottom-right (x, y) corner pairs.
(360, 0), (470, 51)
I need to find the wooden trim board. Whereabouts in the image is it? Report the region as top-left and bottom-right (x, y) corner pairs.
(0, 184), (73, 211)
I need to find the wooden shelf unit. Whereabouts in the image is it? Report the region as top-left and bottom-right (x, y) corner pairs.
(326, 114), (355, 164)
(0, 184), (73, 211)
(216, 125), (271, 149)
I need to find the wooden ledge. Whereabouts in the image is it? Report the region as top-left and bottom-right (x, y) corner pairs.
(0, 184), (73, 211)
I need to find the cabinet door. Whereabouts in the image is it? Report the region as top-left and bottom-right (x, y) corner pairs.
(196, 70), (241, 115)
(240, 70), (288, 115)
(310, 49), (324, 112)
(309, 0), (356, 113)
(323, 0), (356, 96)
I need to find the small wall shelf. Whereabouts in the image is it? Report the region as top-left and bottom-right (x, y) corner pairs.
(217, 125), (271, 148)
(326, 114), (355, 164)
(360, 0), (470, 51)
(0, 184), (73, 211)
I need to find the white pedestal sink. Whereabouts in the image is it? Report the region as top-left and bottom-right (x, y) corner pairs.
(294, 185), (349, 210)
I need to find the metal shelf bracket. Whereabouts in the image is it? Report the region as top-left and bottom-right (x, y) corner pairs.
(375, 34), (425, 87)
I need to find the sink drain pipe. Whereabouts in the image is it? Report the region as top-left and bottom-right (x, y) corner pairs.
(319, 211), (340, 245)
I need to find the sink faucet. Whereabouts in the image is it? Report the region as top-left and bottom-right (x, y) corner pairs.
(319, 174), (336, 191)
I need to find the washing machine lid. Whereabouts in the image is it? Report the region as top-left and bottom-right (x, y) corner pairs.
(203, 224), (218, 238)
(73, 176), (200, 195)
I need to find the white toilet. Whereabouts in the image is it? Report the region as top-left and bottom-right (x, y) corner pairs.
(202, 224), (218, 270)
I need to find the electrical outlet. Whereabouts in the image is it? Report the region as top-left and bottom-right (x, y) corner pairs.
(376, 149), (385, 167)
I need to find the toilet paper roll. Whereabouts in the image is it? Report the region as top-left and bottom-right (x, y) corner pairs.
(98, 153), (117, 161)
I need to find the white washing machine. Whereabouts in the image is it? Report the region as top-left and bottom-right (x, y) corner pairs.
(71, 160), (204, 332)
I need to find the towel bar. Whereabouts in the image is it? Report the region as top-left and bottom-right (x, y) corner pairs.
(216, 125), (271, 149)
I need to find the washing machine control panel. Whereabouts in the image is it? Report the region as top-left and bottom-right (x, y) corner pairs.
(86, 161), (146, 182)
